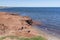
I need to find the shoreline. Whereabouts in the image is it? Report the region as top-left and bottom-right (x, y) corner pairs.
(32, 26), (60, 40)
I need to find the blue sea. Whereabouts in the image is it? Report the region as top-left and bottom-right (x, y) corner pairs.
(0, 7), (60, 36)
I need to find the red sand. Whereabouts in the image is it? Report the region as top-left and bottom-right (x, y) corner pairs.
(0, 12), (40, 37)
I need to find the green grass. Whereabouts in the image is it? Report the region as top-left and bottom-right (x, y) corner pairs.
(0, 36), (46, 40)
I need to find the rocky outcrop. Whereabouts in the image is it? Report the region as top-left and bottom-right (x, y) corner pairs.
(0, 12), (40, 37)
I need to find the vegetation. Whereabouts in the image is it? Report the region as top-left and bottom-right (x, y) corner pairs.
(0, 36), (46, 40)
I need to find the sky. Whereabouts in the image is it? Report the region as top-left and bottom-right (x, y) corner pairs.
(0, 0), (60, 7)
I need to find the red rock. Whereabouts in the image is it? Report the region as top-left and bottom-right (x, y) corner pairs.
(0, 12), (40, 37)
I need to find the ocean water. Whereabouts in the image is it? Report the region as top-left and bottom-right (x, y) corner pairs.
(0, 7), (60, 35)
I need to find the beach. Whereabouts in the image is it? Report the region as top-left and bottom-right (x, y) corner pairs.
(32, 25), (60, 40)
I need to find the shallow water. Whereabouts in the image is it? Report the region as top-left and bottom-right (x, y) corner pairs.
(0, 7), (60, 36)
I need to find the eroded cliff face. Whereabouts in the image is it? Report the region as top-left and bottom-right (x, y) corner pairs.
(0, 12), (40, 37)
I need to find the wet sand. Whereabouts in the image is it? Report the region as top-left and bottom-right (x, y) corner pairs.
(32, 26), (60, 40)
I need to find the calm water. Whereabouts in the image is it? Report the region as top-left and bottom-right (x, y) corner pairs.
(0, 7), (60, 35)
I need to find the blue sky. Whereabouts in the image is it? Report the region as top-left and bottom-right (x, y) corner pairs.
(0, 0), (60, 7)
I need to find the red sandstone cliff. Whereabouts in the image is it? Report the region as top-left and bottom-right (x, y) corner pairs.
(0, 12), (40, 37)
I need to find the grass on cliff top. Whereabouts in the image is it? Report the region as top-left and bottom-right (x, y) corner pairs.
(0, 36), (46, 40)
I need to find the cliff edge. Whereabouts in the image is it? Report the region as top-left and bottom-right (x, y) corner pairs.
(0, 12), (40, 37)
